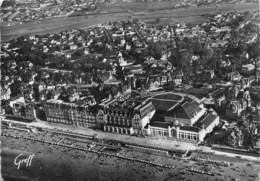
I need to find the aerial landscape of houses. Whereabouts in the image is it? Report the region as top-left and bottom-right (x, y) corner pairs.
(1, 0), (260, 180)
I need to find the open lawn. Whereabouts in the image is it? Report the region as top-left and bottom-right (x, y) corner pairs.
(0, 2), (258, 42)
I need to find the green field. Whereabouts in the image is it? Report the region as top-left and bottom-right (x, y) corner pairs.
(0, 2), (258, 42)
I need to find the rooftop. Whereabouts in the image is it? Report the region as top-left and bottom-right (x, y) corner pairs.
(152, 93), (183, 101)
(46, 96), (96, 108)
(195, 113), (219, 129)
(150, 121), (171, 129)
(150, 92), (184, 111)
(180, 126), (201, 132)
(209, 88), (225, 98)
(103, 93), (152, 116)
(165, 101), (202, 120)
(151, 99), (179, 111)
(183, 88), (212, 99)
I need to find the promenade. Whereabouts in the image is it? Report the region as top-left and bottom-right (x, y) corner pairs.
(3, 117), (260, 162)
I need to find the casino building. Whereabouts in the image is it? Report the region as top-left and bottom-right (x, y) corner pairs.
(144, 92), (219, 142)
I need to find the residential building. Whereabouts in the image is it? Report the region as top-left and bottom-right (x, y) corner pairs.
(208, 88), (226, 108)
(226, 100), (246, 118)
(241, 64), (255, 74)
(1, 85), (11, 101)
(256, 59), (260, 82)
(226, 127), (244, 147)
(11, 101), (36, 120)
(227, 71), (242, 82)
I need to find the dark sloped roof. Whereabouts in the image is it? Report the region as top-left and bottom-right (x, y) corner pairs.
(150, 111), (166, 123)
(139, 102), (155, 118)
(180, 126), (201, 132)
(150, 121), (171, 129)
(88, 105), (100, 113)
(182, 101), (201, 118)
(237, 91), (244, 99)
(165, 105), (189, 119)
(210, 88), (225, 98)
(105, 124), (132, 128)
(151, 99), (179, 111)
(195, 113), (218, 129)
(165, 101), (202, 119)
(183, 88), (211, 99)
(13, 102), (25, 107)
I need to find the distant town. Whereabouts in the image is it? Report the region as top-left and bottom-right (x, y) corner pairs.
(1, 0), (257, 26)
(1, 0), (260, 180)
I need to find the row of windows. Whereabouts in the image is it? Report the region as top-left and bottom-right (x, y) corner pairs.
(45, 105), (83, 109)
(47, 118), (73, 124)
(45, 108), (93, 116)
(47, 117), (96, 126)
(47, 118), (95, 127)
(178, 132), (198, 141)
(107, 118), (131, 126)
(105, 126), (131, 135)
(67, 115), (96, 119)
(47, 111), (95, 119)
(178, 131), (198, 137)
(106, 112), (130, 117)
(48, 112), (94, 117)
(150, 128), (168, 137)
(67, 116), (96, 120)
(47, 116), (95, 123)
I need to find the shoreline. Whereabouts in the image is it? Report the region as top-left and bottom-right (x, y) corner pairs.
(2, 118), (260, 162)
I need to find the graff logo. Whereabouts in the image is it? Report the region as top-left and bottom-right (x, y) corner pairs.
(14, 154), (35, 170)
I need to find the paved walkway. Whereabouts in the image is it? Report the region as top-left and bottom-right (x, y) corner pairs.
(34, 121), (197, 151)
(4, 118), (260, 162)
(3, 118), (197, 151)
(212, 150), (260, 162)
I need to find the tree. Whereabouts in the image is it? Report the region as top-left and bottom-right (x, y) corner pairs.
(227, 127), (244, 147)
(10, 81), (22, 97)
(192, 39), (203, 55)
(174, 48), (192, 70)
(248, 42), (260, 59)
(115, 64), (124, 81)
(148, 41), (162, 60)
(240, 109), (258, 149)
